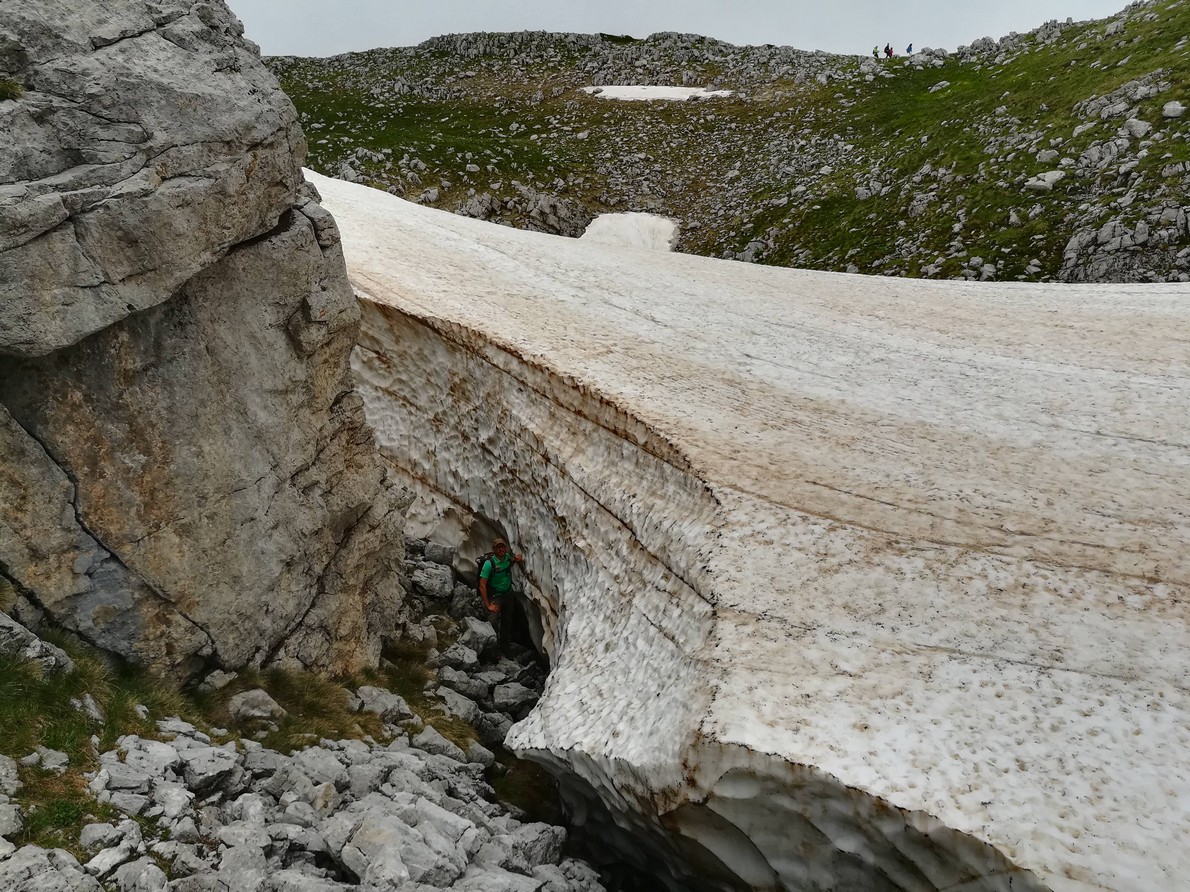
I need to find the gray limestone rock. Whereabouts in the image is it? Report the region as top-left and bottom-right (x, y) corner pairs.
(1024, 170), (1066, 192)
(85, 840), (138, 879)
(0, 611), (75, 674)
(411, 726), (467, 763)
(72, 693), (105, 723)
(293, 748), (349, 791)
(111, 858), (168, 892)
(0, 755), (20, 796)
(265, 870), (353, 891)
(437, 686), (482, 726)
(0, 802), (23, 838)
(180, 746), (238, 793)
(423, 542), (455, 567)
(80, 823), (123, 851)
(412, 563), (455, 599)
(356, 686), (414, 722)
(36, 746), (68, 773)
(197, 670), (238, 693)
(0, 0), (303, 357)
(1122, 118), (1152, 138)
(0, 3), (405, 679)
(1163, 100), (1186, 118)
(0, 846), (102, 892)
(439, 666), (490, 701)
(433, 643), (480, 671)
(459, 616), (498, 656)
(465, 741), (496, 768)
(492, 683), (538, 715)
(228, 690), (288, 723)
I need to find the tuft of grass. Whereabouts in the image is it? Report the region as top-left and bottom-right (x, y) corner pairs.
(16, 769), (119, 858)
(0, 637), (202, 858)
(200, 668), (386, 753)
(366, 637), (478, 751)
(0, 79), (22, 101)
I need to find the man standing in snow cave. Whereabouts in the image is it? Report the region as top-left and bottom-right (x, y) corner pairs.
(479, 537), (523, 652)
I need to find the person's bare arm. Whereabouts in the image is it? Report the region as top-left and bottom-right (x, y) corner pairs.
(479, 577), (497, 611)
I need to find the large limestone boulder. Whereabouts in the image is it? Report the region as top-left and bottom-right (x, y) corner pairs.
(317, 171), (1190, 892)
(0, 4), (404, 676)
(0, 0), (303, 356)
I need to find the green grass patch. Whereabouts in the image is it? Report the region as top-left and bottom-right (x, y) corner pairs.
(0, 79), (22, 101)
(199, 668), (386, 753)
(0, 638), (200, 857)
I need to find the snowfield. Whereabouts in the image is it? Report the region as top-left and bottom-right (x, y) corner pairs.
(309, 169), (1190, 892)
(578, 212), (680, 251)
(580, 85), (734, 100)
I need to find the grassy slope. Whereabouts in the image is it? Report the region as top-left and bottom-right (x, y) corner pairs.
(271, 0), (1190, 280)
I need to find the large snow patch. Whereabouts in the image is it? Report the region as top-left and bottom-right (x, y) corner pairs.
(580, 212), (680, 251)
(581, 85), (733, 101)
(309, 170), (1190, 892)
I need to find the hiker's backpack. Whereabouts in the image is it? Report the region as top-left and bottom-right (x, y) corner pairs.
(475, 552), (496, 588)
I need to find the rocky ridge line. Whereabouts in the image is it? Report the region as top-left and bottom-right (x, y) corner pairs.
(269, 0), (1190, 283)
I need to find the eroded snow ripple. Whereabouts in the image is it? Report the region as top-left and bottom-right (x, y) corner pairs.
(310, 170), (1190, 892)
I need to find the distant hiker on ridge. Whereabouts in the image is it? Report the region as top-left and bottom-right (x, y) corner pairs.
(906, 43), (913, 55)
(884, 43), (894, 59)
(478, 537), (524, 651)
(872, 45), (880, 60)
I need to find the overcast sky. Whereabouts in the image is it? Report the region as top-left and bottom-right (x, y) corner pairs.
(225, 0), (1128, 58)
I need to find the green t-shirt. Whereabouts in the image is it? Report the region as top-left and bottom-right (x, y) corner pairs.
(480, 553), (513, 594)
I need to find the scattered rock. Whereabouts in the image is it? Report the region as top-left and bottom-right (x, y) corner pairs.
(1024, 170), (1067, 192)
(356, 686), (414, 722)
(0, 613), (75, 674)
(227, 690), (288, 723)
(197, 670), (239, 693)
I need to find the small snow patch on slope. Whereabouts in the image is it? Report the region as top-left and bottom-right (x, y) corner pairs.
(580, 212), (680, 252)
(581, 85), (733, 101)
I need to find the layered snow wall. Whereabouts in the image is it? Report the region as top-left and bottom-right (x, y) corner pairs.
(309, 171), (1190, 892)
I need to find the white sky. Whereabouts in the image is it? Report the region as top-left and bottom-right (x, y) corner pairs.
(227, 0), (1128, 58)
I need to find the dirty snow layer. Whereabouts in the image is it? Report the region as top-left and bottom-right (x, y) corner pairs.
(579, 212), (680, 251)
(581, 85), (733, 101)
(310, 170), (1190, 892)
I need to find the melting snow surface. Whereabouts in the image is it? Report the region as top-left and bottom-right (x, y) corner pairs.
(579, 212), (680, 251)
(310, 169), (1190, 892)
(581, 85), (734, 101)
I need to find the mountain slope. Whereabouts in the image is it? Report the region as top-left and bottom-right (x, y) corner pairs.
(268, 0), (1190, 283)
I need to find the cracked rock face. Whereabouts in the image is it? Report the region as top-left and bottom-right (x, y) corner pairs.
(319, 171), (1190, 892)
(0, 0), (305, 356)
(0, 3), (405, 676)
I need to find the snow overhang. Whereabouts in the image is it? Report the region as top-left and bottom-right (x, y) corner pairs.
(310, 169), (1190, 892)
